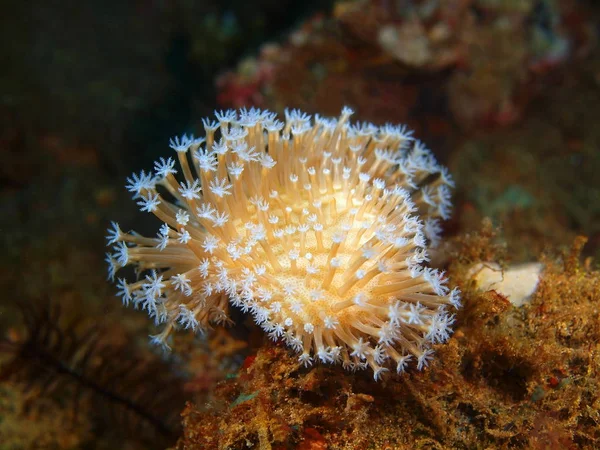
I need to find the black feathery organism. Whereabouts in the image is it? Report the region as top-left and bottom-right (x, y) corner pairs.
(0, 298), (187, 448)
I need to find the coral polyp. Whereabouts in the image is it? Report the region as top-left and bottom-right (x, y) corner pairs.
(106, 107), (460, 378)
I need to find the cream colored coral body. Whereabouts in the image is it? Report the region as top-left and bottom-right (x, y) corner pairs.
(106, 107), (460, 379)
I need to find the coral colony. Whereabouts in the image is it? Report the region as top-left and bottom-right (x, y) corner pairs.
(106, 107), (460, 380)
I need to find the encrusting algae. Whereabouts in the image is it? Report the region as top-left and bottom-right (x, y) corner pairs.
(173, 230), (600, 449)
(105, 107), (460, 378)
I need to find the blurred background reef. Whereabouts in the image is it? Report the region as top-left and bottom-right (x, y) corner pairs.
(1, 0), (599, 449)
